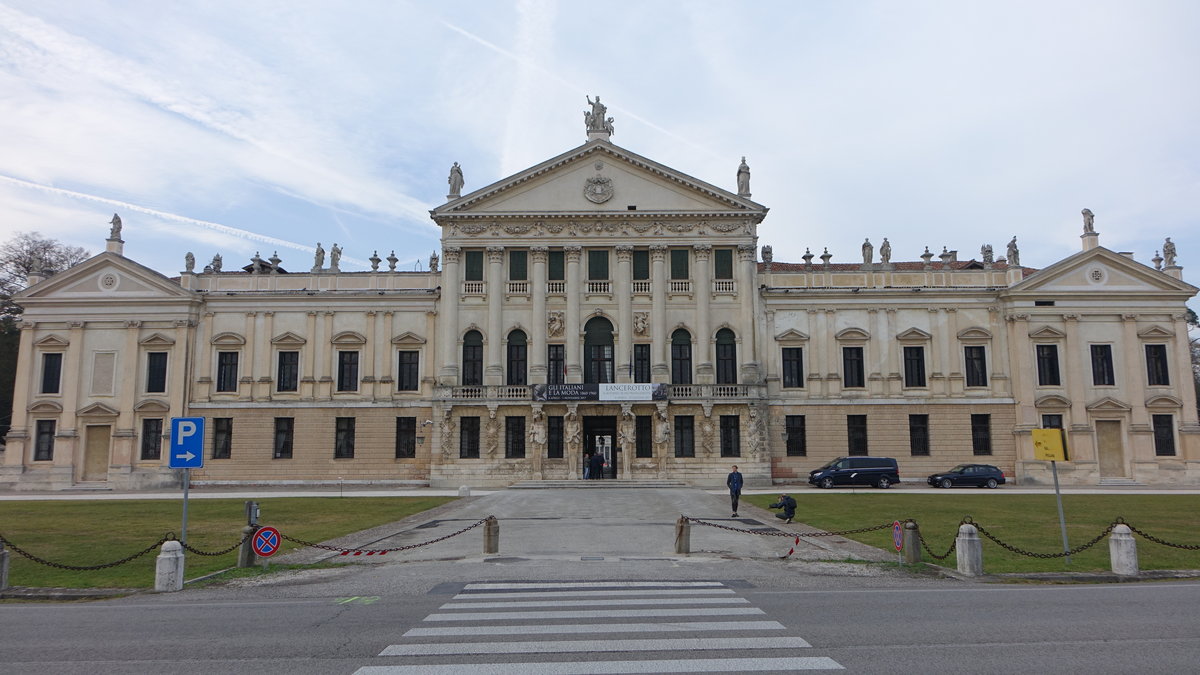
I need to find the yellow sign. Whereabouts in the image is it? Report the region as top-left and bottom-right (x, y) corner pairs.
(1032, 428), (1069, 462)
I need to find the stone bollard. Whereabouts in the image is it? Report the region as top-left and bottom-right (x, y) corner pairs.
(903, 521), (922, 565)
(674, 516), (691, 555)
(458, 485), (471, 497)
(154, 540), (185, 592)
(955, 523), (983, 577)
(238, 525), (259, 568)
(1109, 523), (1138, 576)
(483, 516), (499, 554)
(0, 541), (9, 590)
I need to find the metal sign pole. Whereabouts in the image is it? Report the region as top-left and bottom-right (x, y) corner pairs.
(1051, 460), (1069, 564)
(182, 468), (190, 546)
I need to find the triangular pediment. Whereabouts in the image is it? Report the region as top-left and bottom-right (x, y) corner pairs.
(35, 334), (69, 348)
(774, 328), (809, 343)
(1086, 396), (1131, 412)
(1006, 247), (1198, 297)
(434, 141), (766, 219)
(139, 333), (176, 347)
(271, 331), (307, 346)
(895, 327), (932, 341)
(77, 402), (120, 417)
(28, 400), (63, 413)
(211, 332), (246, 346)
(331, 331), (366, 345)
(133, 398), (171, 413)
(1137, 325), (1174, 339)
(13, 252), (199, 306)
(1028, 326), (1066, 340)
(391, 331), (426, 345)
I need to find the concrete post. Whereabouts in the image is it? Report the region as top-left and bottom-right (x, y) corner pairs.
(674, 516), (691, 555)
(0, 542), (9, 590)
(154, 540), (185, 592)
(238, 525), (258, 568)
(955, 523), (983, 577)
(458, 485), (471, 497)
(903, 521), (921, 564)
(483, 516), (499, 554)
(1109, 524), (1139, 576)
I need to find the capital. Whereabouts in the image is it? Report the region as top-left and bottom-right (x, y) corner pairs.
(486, 246), (505, 263)
(443, 247), (462, 263)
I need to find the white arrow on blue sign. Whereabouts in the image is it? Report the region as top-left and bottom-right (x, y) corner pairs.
(170, 417), (205, 469)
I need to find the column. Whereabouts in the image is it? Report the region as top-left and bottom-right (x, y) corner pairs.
(650, 245), (668, 382)
(364, 310), (377, 400)
(377, 311), (391, 400)
(565, 246), (582, 383)
(3, 325), (35, 468)
(933, 308), (950, 397)
(438, 247), (461, 385)
(485, 246), (504, 385)
(946, 308), (962, 396)
(823, 309), (839, 397)
(55, 321), (85, 471)
(1171, 313), (1200, 429)
(615, 245), (633, 383)
(319, 311), (334, 400)
(113, 320), (141, 468)
(1062, 314), (1087, 429)
(693, 245), (712, 382)
(195, 312), (213, 402)
(242, 312), (257, 401)
(867, 308), (883, 396)
(1007, 314), (1035, 428)
(256, 311), (274, 400)
(736, 245), (758, 380)
(169, 320), (189, 421)
(988, 306), (1009, 397)
(302, 310), (317, 400)
(885, 309), (901, 396)
(530, 247), (548, 383)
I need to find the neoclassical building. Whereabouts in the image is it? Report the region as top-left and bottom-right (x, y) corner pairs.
(3, 107), (1197, 490)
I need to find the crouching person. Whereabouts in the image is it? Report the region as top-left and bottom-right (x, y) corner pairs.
(769, 493), (797, 524)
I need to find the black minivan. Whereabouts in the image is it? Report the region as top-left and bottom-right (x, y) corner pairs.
(808, 457), (901, 489)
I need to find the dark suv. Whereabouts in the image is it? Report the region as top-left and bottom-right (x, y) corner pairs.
(809, 457), (901, 489)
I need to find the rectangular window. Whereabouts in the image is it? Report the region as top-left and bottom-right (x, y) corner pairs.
(276, 351), (299, 392)
(462, 341), (483, 386)
(547, 345), (565, 385)
(216, 352), (239, 392)
(1090, 344), (1115, 386)
(337, 351), (359, 392)
(586, 343), (614, 384)
(909, 414), (930, 456)
(34, 420), (55, 461)
(547, 416), (564, 458)
(140, 418), (163, 460)
(41, 353), (63, 394)
(1041, 414), (1064, 429)
(635, 415), (652, 458)
(674, 416), (695, 457)
(632, 249), (650, 280)
(273, 417), (294, 459)
(505, 416), (526, 458)
(671, 342), (692, 385)
(633, 344), (651, 383)
(971, 414), (992, 455)
(509, 250), (527, 281)
(212, 417), (232, 459)
(964, 346), (988, 387)
(395, 417), (416, 458)
(670, 249), (689, 280)
(903, 346), (926, 388)
(1152, 414), (1176, 456)
(781, 348), (804, 388)
(1145, 344), (1170, 386)
(548, 250), (565, 281)
(588, 249), (609, 280)
(1036, 344), (1061, 386)
(335, 417), (355, 458)
(847, 414), (868, 455)
(146, 352), (168, 393)
(464, 250), (484, 281)
(785, 415), (807, 456)
(713, 248), (734, 279)
(842, 346), (865, 388)
(397, 351), (419, 391)
(460, 417), (480, 458)
(507, 341), (527, 386)
(719, 416), (740, 458)
(715, 341), (737, 385)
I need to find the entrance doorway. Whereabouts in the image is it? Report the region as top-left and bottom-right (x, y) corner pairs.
(1096, 420), (1127, 478)
(81, 425), (111, 482)
(583, 416), (617, 479)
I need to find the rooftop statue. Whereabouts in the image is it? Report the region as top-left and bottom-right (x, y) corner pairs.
(737, 157), (751, 196)
(313, 243), (325, 271)
(1007, 237), (1020, 266)
(1082, 208), (1095, 234)
(448, 162), (464, 198)
(862, 238), (873, 265)
(184, 252), (195, 273)
(1163, 237), (1176, 267)
(584, 95), (613, 135)
(879, 238), (891, 265)
(109, 213), (122, 240)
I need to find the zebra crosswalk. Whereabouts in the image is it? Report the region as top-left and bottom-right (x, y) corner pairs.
(353, 580), (844, 673)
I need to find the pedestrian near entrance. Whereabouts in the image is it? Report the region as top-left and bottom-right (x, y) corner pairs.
(589, 451), (605, 480)
(726, 465), (744, 517)
(583, 452), (592, 479)
(769, 493), (797, 524)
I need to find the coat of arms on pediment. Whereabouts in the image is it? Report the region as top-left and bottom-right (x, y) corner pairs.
(583, 175), (614, 204)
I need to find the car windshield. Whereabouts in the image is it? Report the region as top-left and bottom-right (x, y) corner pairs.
(816, 459), (842, 470)
(948, 465), (970, 473)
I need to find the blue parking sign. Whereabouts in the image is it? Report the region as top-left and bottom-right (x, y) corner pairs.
(170, 417), (205, 469)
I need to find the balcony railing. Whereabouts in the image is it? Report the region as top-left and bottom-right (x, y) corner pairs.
(586, 281), (611, 294)
(631, 280), (652, 295)
(507, 281), (529, 295)
(546, 281), (566, 295)
(443, 385), (531, 401)
(713, 279), (736, 294)
(439, 383), (760, 402)
(669, 280), (692, 294)
(462, 280), (485, 295)
(670, 384), (755, 399)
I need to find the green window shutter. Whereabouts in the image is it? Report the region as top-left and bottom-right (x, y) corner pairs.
(632, 250), (650, 280)
(670, 249), (689, 279)
(509, 250), (527, 281)
(589, 250), (609, 280)
(465, 251), (484, 281)
(548, 251), (565, 280)
(714, 249), (733, 279)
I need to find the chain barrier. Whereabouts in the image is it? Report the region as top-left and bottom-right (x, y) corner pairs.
(0, 532), (170, 571)
(967, 516), (1115, 559)
(180, 532), (252, 557)
(908, 520), (957, 561)
(682, 516), (893, 538)
(279, 516), (492, 556)
(1120, 518), (1200, 551)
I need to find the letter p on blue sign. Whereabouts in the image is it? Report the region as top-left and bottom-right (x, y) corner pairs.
(170, 417), (205, 469)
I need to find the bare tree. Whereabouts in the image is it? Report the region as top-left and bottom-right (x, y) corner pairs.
(0, 232), (90, 316)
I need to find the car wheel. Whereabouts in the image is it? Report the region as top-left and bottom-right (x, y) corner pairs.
(940, 478), (953, 489)
(985, 478), (998, 489)
(876, 476), (891, 489)
(819, 477), (834, 489)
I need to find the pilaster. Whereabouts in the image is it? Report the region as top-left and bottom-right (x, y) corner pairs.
(565, 246), (582, 383)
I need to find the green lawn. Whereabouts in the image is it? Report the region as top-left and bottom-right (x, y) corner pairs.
(745, 492), (1200, 574)
(0, 496), (454, 589)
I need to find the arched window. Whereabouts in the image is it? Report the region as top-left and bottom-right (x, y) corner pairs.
(462, 331), (483, 386)
(671, 329), (692, 385)
(507, 330), (527, 386)
(715, 328), (737, 384)
(584, 317), (614, 384)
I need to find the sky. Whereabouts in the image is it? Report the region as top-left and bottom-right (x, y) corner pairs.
(1, 0), (1197, 308)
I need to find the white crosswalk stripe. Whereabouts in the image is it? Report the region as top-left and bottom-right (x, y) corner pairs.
(355, 581), (844, 673)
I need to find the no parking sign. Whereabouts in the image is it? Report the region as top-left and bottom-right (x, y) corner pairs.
(252, 526), (282, 557)
(893, 520), (904, 552)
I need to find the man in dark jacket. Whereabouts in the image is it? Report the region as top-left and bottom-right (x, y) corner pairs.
(726, 465), (744, 517)
(589, 451), (605, 480)
(768, 493), (797, 524)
